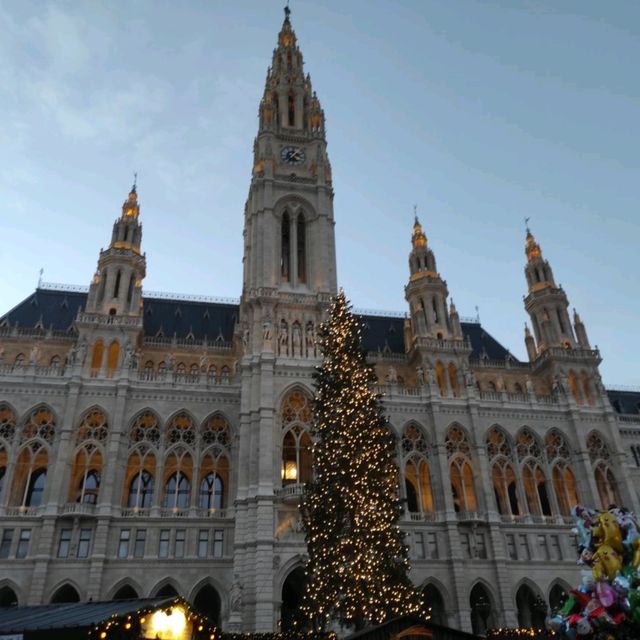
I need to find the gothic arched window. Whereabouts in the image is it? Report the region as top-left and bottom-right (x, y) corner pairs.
(163, 469), (191, 509)
(113, 270), (121, 298)
(124, 411), (159, 509)
(435, 361), (447, 397)
(568, 370), (582, 405)
(587, 431), (620, 509)
(13, 406), (55, 507)
(0, 404), (17, 446)
(281, 211), (291, 281)
(199, 473), (224, 510)
(106, 340), (120, 378)
(297, 213), (306, 283)
(517, 428), (552, 517)
(448, 363), (459, 397)
(199, 414), (231, 511)
(446, 426), (476, 513)
(127, 469), (154, 509)
(487, 427), (520, 516)
(545, 429), (576, 515)
(402, 424), (433, 513)
(78, 470), (100, 504)
(25, 468), (47, 507)
(281, 390), (313, 486)
(90, 340), (104, 376)
(581, 372), (594, 406)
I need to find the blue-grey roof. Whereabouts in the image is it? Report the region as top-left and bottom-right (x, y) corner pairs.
(606, 389), (640, 415)
(0, 597), (175, 633)
(1, 288), (512, 359)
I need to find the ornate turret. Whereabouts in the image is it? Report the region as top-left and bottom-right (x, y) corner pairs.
(523, 227), (576, 352)
(242, 5), (336, 302)
(257, 7), (326, 137)
(573, 308), (591, 349)
(524, 323), (537, 361)
(405, 215), (461, 341)
(85, 181), (146, 317)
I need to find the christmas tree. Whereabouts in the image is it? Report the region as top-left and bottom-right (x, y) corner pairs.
(299, 290), (422, 631)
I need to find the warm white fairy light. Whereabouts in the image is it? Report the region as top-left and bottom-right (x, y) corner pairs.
(298, 291), (424, 631)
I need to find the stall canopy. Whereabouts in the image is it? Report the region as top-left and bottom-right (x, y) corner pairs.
(0, 596), (217, 640)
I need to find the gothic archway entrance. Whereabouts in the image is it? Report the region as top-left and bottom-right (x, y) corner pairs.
(193, 583), (221, 626)
(281, 568), (306, 632)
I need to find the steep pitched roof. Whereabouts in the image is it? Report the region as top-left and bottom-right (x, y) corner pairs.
(1, 288), (513, 359)
(606, 389), (640, 415)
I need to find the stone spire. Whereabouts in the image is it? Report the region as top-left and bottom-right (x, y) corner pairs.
(257, 5), (325, 136)
(405, 214), (461, 340)
(522, 227), (576, 350)
(85, 182), (146, 316)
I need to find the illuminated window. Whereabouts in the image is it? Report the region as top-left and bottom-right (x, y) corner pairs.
(402, 424), (433, 513)
(281, 390), (313, 486)
(587, 431), (620, 509)
(200, 414), (231, 510)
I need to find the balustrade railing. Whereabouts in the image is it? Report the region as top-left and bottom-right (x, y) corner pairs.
(59, 502), (96, 517)
(4, 506), (43, 517)
(456, 510), (485, 523)
(160, 507), (190, 518)
(194, 508), (229, 519)
(275, 483), (305, 499)
(119, 507), (151, 518)
(408, 511), (440, 522)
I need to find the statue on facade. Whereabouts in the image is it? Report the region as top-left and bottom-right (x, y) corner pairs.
(292, 322), (302, 357)
(166, 352), (175, 372)
(242, 328), (250, 350)
(416, 365), (424, 386)
(305, 321), (315, 356)
(77, 339), (88, 365)
(199, 352), (209, 372)
(525, 376), (535, 395)
(131, 349), (141, 370)
(29, 344), (40, 365)
(278, 320), (289, 355)
(462, 364), (475, 387)
(230, 576), (243, 612)
(123, 342), (133, 369)
(387, 366), (398, 384)
(262, 316), (272, 345)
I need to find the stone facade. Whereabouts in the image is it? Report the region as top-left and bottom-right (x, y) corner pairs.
(0, 8), (639, 636)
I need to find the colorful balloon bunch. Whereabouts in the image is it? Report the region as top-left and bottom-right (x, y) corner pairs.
(548, 505), (640, 639)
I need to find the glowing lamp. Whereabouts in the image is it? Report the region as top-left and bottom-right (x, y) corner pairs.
(281, 460), (298, 481)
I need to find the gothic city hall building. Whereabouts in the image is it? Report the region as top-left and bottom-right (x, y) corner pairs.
(0, 9), (638, 636)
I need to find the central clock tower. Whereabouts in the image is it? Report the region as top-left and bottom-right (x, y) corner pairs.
(233, 8), (337, 631)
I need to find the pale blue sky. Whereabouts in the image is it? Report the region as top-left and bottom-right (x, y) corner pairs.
(1, 1), (638, 386)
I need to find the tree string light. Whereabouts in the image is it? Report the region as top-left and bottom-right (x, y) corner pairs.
(297, 290), (424, 631)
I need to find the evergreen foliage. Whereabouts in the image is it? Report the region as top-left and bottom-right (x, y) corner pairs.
(299, 291), (422, 631)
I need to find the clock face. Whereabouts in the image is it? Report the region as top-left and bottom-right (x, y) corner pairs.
(281, 146), (306, 165)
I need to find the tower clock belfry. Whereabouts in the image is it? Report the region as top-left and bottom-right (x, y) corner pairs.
(234, 8), (337, 631)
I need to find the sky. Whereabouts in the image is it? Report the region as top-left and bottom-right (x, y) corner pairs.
(0, 1), (638, 387)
